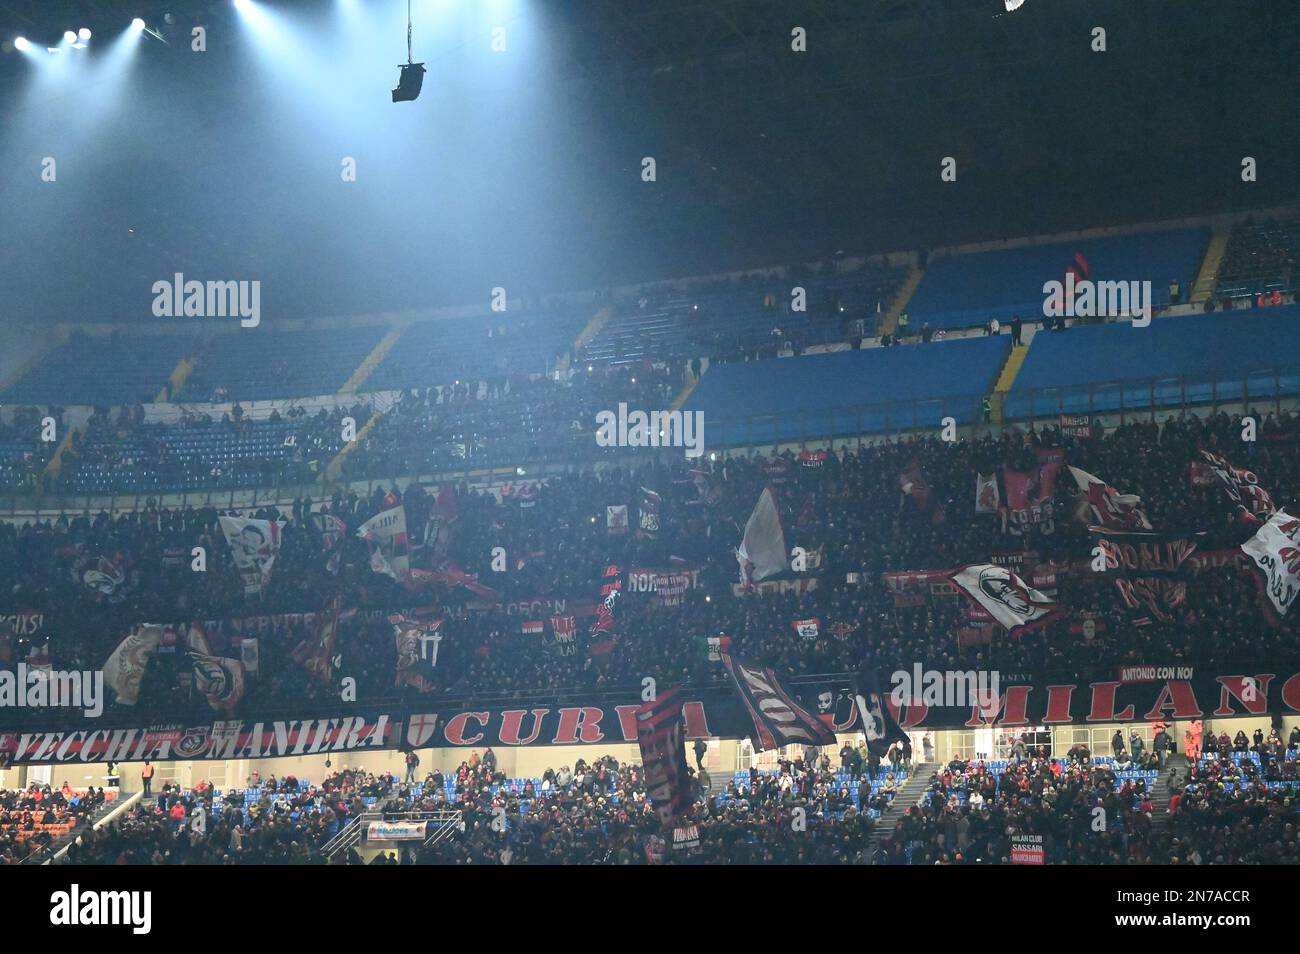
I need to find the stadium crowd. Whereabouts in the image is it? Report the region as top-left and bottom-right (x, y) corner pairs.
(0, 405), (1295, 722)
(47, 739), (1300, 865)
(0, 783), (113, 865)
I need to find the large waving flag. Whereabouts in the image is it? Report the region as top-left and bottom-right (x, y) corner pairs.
(737, 486), (788, 586)
(1068, 466), (1152, 531)
(1199, 450), (1276, 522)
(219, 516), (282, 596)
(392, 613), (443, 692)
(311, 513), (348, 574)
(185, 622), (246, 711)
(722, 653), (835, 751)
(589, 564), (624, 636)
(950, 563), (1061, 633)
(102, 625), (163, 706)
(1002, 456), (1062, 533)
(357, 505), (411, 582)
(853, 671), (910, 757)
(975, 472), (1000, 514)
(635, 686), (696, 829)
(1241, 510), (1300, 621)
(190, 654), (247, 711)
(900, 458), (944, 523)
(408, 561), (500, 600)
(291, 598), (342, 684)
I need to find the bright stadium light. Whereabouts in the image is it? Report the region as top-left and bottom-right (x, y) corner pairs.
(131, 18), (145, 31)
(64, 30), (77, 43)
(14, 36), (29, 51)
(79, 27), (92, 41)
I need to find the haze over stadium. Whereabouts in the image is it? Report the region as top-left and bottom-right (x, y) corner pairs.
(0, 0), (1298, 898)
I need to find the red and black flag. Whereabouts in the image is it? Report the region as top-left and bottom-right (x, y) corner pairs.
(637, 486), (662, 538)
(590, 564), (624, 636)
(1199, 450), (1276, 524)
(900, 458), (945, 524)
(291, 597), (342, 684)
(722, 653), (836, 752)
(635, 685), (696, 829)
(392, 613), (443, 692)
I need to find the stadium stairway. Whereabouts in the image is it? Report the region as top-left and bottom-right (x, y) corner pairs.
(1190, 226), (1232, 304)
(988, 342), (1030, 424)
(155, 355), (195, 403)
(866, 761), (934, 861)
(0, 332), (62, 398)
(1148, 753), (1189, 835)
(668, 358), (707, 414)
(878, 266), (924, 338)
(340, 326), (406, 394)
(29, 792), (139, 865)
(568, 307), (613, 367)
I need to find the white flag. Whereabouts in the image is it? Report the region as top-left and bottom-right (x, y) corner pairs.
(949, 563), (1059, 633)
(606, 504), (629, 535)
(1241, 510), (1300, 619)
(975, 472), (1000, 514)
(357, 506), (410, 582)
(1068, 466), (1152, 531)
(241, 637), (260, 674)
(219, 516), (282, 596)
(738, 486), (788, 586)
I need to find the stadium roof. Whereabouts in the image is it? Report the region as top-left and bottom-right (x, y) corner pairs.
(1, 0), (1296, 322)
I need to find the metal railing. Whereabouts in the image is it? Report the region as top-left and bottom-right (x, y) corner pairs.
(321, 809), (461, 859)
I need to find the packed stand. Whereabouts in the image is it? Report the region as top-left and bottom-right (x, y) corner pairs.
(0, 407), (1297, 723)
